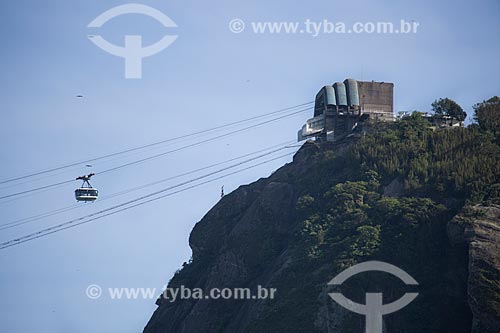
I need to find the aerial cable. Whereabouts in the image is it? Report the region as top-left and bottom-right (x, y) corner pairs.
(0, 107), (310, 201)
(0, 102), (313, 185)
(0, 153), (294, 249)
(97, 107), (311, 175)
(0, 180), (75, 200)
(0, 140), (296, 230)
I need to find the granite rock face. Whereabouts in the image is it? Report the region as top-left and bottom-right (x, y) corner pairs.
(144, 142), (320, 333)
(448, 205), (500, 332)
(144, 140), (500, 333)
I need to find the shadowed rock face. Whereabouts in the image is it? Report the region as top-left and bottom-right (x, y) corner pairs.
(448, 205), (500, 332)
(144, 138), (500, 333)
(143, 142), (320, 333)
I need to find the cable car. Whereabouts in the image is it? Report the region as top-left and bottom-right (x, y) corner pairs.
(75, 173), (98, 202)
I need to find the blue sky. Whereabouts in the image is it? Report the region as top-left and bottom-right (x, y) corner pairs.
(0, 0), (499, 332)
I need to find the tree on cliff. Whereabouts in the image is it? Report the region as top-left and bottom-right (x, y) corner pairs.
(432, 97), (467, 121)
(474, 96), (500, 142)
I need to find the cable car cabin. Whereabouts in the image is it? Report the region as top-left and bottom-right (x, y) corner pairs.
(75, 188), (98, 202)
(75, 173), (98, 202)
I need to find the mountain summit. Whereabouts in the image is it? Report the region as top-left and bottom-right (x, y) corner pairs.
(144, 113), (500, 332)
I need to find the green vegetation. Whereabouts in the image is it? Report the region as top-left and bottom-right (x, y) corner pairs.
(474, 96), (500, 144)
(262, 97), (500, 332)
(161, 96), (500, 332)
(432, 97), (467, 121)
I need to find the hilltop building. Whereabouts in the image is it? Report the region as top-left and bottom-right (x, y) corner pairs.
(299, 79), (465, 142)
(298, 78), (394, 142)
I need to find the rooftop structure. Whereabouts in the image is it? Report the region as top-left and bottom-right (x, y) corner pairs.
(299, 78), (394, 142)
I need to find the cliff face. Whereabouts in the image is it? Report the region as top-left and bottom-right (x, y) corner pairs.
(144, 118), (500, 333)
(448, 205), (500, 332)
(144, 142), (322, 333)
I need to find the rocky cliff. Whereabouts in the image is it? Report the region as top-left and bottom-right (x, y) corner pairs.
(448, 205), (500, 332)
(144, 116), (500, 332)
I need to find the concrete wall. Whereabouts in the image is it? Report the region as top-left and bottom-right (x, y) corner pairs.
(358, 81), (394, 121)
